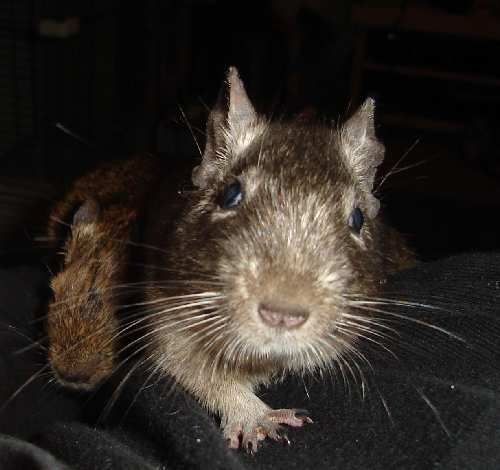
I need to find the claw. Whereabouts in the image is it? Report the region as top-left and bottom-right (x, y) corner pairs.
(294, 409), (311, 419)
(267, 408), (314, 427)
(224, 407), (313, 452)
(282, 434), (291, 446)
(227, 436), (240, 449)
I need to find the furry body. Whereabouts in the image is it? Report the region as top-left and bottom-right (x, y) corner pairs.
(44, 68), (413, 450)
(46, 156), (158, 390)
(141, 68), (414, 450)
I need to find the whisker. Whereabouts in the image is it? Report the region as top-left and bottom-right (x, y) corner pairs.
(376, 385), (394, 426)
(346, 295), (442, 311)
(11, 339), (47, 355)
(335, 338), (373, 397)
(415, 386), (451, 438)
(350, 304), (464, 343)
(113, 306), (225, 362)
(375, 138), (420, 193)
(178, 105), (202, 157)
(386, 159), (427, 177)
(34, 287), (223, 325)
(98, 357), (148, 423)
(119, 292), (223, 310)
(0, 363), (51, 414)
(335, 327), (398, 361)
(0, 324), (47, 354)
(340, 316), (400, 336)
(118, 359), (167, 423)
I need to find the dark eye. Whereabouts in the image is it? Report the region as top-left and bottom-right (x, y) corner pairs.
(348, 207), (364, 234)
(219, 180), (243, 209)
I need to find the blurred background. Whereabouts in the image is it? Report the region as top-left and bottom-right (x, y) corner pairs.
(1, 0), (500, 260)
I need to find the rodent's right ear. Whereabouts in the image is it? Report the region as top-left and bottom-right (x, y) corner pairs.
(72, 198), (101, 226)
(192, 67), (265, 189)
(340, 98), (385, 219)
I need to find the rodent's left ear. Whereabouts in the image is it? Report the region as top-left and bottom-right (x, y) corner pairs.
(340, 98), (385, 218)
(193, 67), (264, 188)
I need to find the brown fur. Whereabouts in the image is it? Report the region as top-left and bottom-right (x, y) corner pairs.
(44, 68), (415, 447)
(46, 155), (158, 390)
(141, 68), (415, 451)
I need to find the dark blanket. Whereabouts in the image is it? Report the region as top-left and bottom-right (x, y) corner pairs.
(1, 253), (500, 469)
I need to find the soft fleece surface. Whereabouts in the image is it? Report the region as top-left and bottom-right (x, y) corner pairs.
(1, 253), (500, 469)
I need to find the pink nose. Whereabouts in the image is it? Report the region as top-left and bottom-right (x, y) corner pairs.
(258, 303), (309, 329)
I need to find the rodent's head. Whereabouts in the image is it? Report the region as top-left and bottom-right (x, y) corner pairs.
(156, 68), (389, 376)
(47, 199), (118, 391)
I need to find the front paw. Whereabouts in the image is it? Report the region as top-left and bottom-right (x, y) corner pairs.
(224, 408), (313, 453)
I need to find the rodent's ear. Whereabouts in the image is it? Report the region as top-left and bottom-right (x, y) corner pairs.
(340, 98), (385, 218)
(73, 198), (100, 226)
(193, 66), (262, 188)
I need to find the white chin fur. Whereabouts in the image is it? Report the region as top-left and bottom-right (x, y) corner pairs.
(242, 333), (333, 369)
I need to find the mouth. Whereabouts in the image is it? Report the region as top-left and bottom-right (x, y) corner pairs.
(56, 377), (97, 392)
(244, 329), (309, 359)
(51, 363), (106, 391)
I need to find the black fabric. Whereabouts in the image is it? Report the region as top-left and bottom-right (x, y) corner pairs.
(1, 253), (500, 469)
(0, 435), (69, 470)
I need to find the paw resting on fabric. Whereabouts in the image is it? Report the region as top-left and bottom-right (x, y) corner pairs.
(223, 408), (313, 453)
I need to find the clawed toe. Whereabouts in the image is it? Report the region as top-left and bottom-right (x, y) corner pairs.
(267, 408), (314, 427)
(225, 422), (281, 453)
(224, 408), (312, 452)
